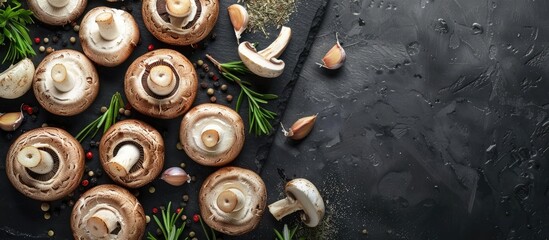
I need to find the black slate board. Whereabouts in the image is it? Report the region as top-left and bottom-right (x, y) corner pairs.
(0, 0), (328, 239)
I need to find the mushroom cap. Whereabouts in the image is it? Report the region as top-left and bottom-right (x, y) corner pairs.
(284, 178), (325, 227)
(33, 49), (100, 116)
(180, 103), (245, 166)
(142, 0), (219, 45)
(80, 7), (140, 67)
(27, 0), (87, 26)
(125, 49), (198, 119)
(99, 119), (165, 188)
(0, 58), (34, 99)
(5, 127), (85, 201)
(199, 167), (267, 235)
(71, 184), (146, 240)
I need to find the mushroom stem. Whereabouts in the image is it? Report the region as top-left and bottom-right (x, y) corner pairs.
(268, 197), (302, 221)
(47, 0), (69, 8)
(50, 63), (75, 92)
(95, 12), (119, 41)
(166, 0), (192, 28)
(201, 129), (220, 148)
(16, 146), (55, 174)
(216, 188), (245, 213)
(258, 26), (292, 60)
(87, 209), (119, 237)
(107, 144), (140, 177)
(147, 65), (176, 96)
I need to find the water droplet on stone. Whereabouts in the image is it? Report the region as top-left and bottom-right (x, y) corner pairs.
(471, 23), (483, 34)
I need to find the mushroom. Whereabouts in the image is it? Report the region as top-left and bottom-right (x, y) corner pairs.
(179, 103), (245, 166)
(0, 58), (34, 99)
(142, 0), (219, 46)
(27, 0), (87, 26)
(99, 119), (164, 188)
(33, 49), (99, 116)
(5, 127), (85, 201)
(268, 178), (325, 227)
(80, 7), (140, 67)
(238, 26), (292, 78)
(71, 184), (146, 239)
(125, 49), (198, 119)
(199, 167), (267, 235)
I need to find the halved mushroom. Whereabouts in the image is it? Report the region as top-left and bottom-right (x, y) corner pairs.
(180, 103), (245, 166)
(71, 184), (146, 239)
(268, 178), (325, 227)
(199, 167), (267, 235)
(0, 58), (34, 99)
(99, 119), (164, 188)
(125, 49), (198, 119)
(27, 0), (87, 26)
(5, 127), (85, 201)
(238, 26), (292, 78)
(80, 7), (140, 67)
(142, 0), (219, 45)
(33, 49), (99, 116)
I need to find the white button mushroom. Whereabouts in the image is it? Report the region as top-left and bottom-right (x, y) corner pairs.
(106, 144), (140, 177)
(268, 178), (326, 227)
(27, 0), (87, 26)
(0, 58), (34, 99)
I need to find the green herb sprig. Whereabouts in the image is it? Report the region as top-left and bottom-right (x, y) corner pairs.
(75, 92), (124, 142)
(0, 0), (35, 64)
(274, 224), (303, 240)
(206, 54), (278, 136)
(147, 202), (187, 240)
(198, 215), (217, 240)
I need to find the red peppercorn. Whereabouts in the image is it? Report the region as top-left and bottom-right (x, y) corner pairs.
(81, 179), (89, 187)
(192, 214), (200, 222)
(147, 44), (154, 51)
(212, 75), (219, 81)
(176, 208), (181, 214)
(85, 151), (93, 160)
(26, 107), (34, 115)
(34, 37), (40, 44)
(125, 103), (132, 110)
(152, 208), (159, 214)
(22, 104), (30, 111)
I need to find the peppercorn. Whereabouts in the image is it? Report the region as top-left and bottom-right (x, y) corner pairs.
(182, 194), (189, 202)
(43, 37), (49, 43)
(213, 82), (220, 88)
(226, 95), (233, 102)
(149, 186), (156, 193)
(73, 25), (80, 32)
(124, 109), (131, 116)
(88, 171), (94, 177)
(52, 36), (59, 43)
(181, 214), (187, 220)
(148, 44), (154, 51)
(210, 96), (217, 102)
(69, 37), (76, 44)
(146, 215), (151, 223)
(192, 214), (200, 222)
(39, 46), (45, 52)
(197, 59), (204, 66)
(41, 203), (50, 211)
(26, 106), (34, 115)
(85, 151), (93, 160)
(193, 62), (197, 68)
(46, 47), (54, 54)
(220, 84), (228, 92)
(203, 66), (210, 72)
(200, 82), (208, 89)
(44, 212), (51, 220)
(34, 37), (40, 44)
(180, 162), (186, 168)
(100, 106), (108, 113)
(189, 231), (196, 237)
(47, 230), (54, 237)
(212, 75), (219, 81)
(206, 88), (214, 96)
(208, 71), (215, 78)
(81, 179), (89, 187)
(41, 123), (48, 127)
(176, 142), (183, 150)
(152, 207), (159, 214)
(119, 107), (125, 114)
(210, 32), (216, 41)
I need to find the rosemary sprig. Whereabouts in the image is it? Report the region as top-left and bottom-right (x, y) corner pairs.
(75, 92), (124, 142)
(274, 224), (302, 240)
(147, 202), (187, 240)
(198, 215), (217, 240)
(0, 0), (35, 64)
(206, 54), (278, 136)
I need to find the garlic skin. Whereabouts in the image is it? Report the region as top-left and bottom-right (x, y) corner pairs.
(317, 33), (346, 69)
(281, 114), (317, 140)
(161, 167), (191, 186)
(227, 4), (248, 44)
(0, 106), (24, 131)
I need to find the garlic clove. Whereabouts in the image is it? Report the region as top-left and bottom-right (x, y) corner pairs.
(281, 114), (317, 140)
(161, 167), (191, 186)
(317, 33), (346, 70)
(0, 106), (24, 131)
(227, 4), (248, 44)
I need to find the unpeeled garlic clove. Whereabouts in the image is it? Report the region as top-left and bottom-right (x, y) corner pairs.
(227, 4), (248, 44)
(317, 33), (346, 69)
(0, 106), (24, 131)
(161, 167), (191, 186)
(281, 114), (317, 140)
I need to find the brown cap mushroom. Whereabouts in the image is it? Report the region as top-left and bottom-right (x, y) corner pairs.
(71, 184), (146, 239)
(142, 0), (219, 45)
(125, 49), (198, 119)
(5, 127), (85, 201)
(0, 58), (35, 99)
(268, 178), (325, 227)
(199, 166), (267, 235)
(80, 7), (140, 67)
(99, 119), (164, 188)
(33, 49), (100, 116)
(27, 0), (87, 26)
(179, 103), (245, 166)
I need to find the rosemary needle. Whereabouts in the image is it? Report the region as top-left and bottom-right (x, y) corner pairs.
(75, 92), (124, 142)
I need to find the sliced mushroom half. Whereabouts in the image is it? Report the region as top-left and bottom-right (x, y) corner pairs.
(142, 0), (219, 45)
(99, 119), (164, 188)
(125, 49), (198, 119)
(33, 49), (100, 116)
(180, 103), (245, 166)
(71, 184), (146, 239)
(199, 167), (267, 235)
(5, 127), (85, 201)
(80, 7), (140, 67)
(27, 0), (87, 26)
(0, 58), (35, 99)
(268, 178), (325, 227)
